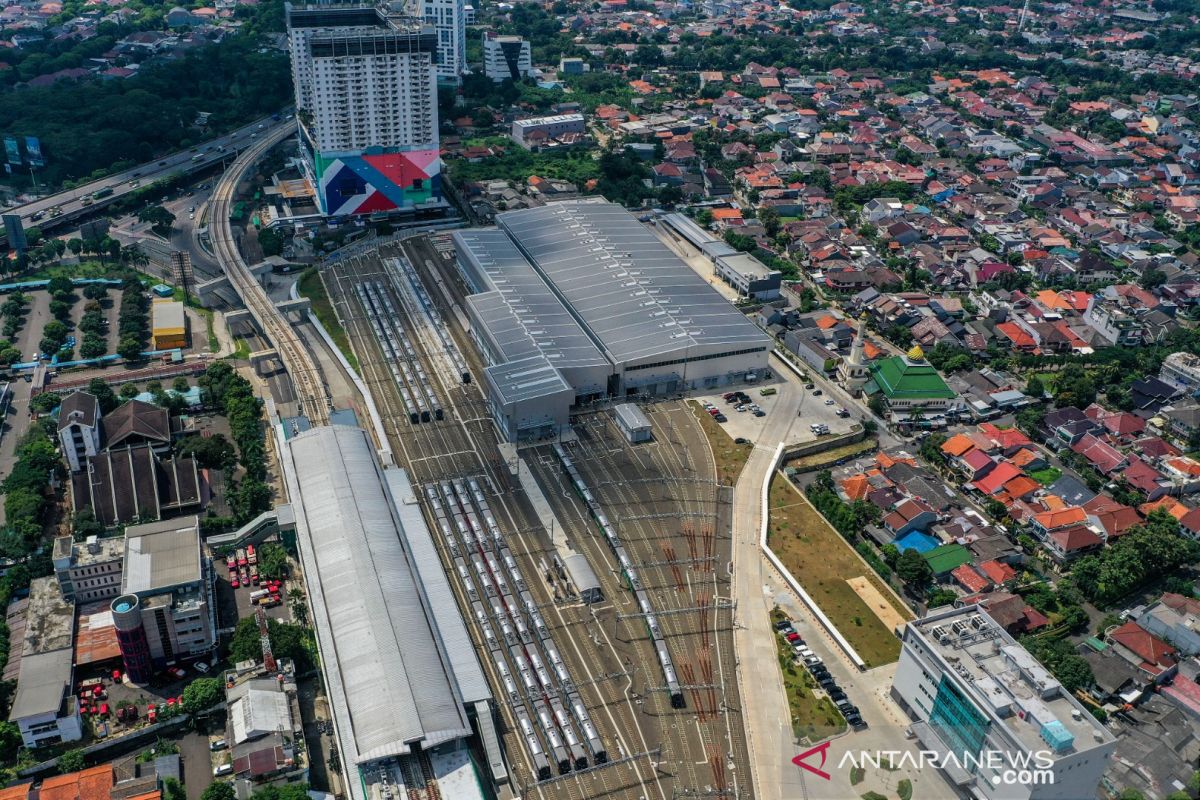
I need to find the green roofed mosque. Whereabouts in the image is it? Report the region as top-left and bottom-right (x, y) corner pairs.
(841, 322), (958, 424)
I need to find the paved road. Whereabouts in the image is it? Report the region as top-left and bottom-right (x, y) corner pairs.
(728, 352), (958, 800)
(4, 114), (292, 230)
(179, 730), (215, 800)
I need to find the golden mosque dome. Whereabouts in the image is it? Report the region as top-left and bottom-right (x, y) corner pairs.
(906, 344), (925, 361)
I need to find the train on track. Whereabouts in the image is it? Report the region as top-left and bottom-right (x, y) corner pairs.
(553, 444), (686, 709)
(355, 281), (444, 423)
(425, 477), (606, 782)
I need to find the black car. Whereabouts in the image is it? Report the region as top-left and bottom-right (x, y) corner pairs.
(714, 414), (728, 423)
(804, 383), (815, 389)
(847, 716), (867, 729)
(812, 389), (823, 396)
(735, 437), (750, 445)
(818, 677), (836, 689)
(829, 690), (847, 702)
(774, 620), (792, 631)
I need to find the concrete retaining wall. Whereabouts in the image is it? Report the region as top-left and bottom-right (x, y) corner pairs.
(759, 443), (868, 671)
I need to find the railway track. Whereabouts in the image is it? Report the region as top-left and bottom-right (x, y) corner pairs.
(322, 246), (665, 800)
(209, 126), (331, 425)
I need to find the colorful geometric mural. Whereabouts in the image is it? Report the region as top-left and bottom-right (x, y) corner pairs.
(312, 148), (441, 216)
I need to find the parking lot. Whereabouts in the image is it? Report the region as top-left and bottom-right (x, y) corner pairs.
(771, 613), (864, 731)
(211, 545), (290, 628)
(692, 375), (858, 446)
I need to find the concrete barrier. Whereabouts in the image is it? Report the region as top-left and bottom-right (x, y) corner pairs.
(289, 279), (392, 465)
(759, 442), (868, 671)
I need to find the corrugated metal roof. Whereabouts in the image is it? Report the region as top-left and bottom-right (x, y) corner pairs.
(289, 427), (471, 764)
(121, 517), (201, 594)
(613, 403), (651, 432)
(484, 355), (573, 406)
(455, 229), (609, 371)
(496, 200), (770, 364)
(382, 468), (491, 705)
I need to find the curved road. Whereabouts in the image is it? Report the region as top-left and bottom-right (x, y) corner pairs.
(6, 114), (294, 229)
(208, 126), (331, 425)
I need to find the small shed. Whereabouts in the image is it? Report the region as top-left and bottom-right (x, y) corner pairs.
(563, 553), (603, 604)
(614, 403), (652, 443)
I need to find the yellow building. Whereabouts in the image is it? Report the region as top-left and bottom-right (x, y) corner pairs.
(150, 299), (187, 350)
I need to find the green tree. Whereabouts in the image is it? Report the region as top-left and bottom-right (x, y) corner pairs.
(181, 677), (222, 714)
(0, 720), (21, 755)
(201, 783), (237, 800)
(927, 588), (958, 608)
(87, 378), (118, 414)
(1025, 374), (1045, 399)
(120, 382), (140, 399)
(229, 617), (313, 670)
(896, 549), (932, 590)
(46, 276), (74, 297)
(256, 543), (289, 580)
(163, 779), (187, 800)
(82, 284), (108, 301)
(58, 749), (86, 773)
(176, 434), (237, 470)
(249, 785), (311, 800)
(72, 508), (104, 541)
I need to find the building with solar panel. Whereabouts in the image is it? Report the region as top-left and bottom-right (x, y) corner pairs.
(453, 200), (772, 441)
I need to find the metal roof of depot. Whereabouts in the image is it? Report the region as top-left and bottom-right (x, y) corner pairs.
(455, 229), (609, 370)
(288, 426), (471, 763)
(496, 200), (769, 364)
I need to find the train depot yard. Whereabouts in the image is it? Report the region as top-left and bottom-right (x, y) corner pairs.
(317, 232), (755, 800)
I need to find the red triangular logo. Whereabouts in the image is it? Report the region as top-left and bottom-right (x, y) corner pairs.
(792, 740), (832, 781)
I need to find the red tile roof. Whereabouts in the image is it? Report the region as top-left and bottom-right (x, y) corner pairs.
(974, 462), (1021, 495)
(951, 563), (989, 593)
(1110, 621), (1177, 674)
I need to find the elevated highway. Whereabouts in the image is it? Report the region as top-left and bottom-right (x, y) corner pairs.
(208, 125), (331, 425)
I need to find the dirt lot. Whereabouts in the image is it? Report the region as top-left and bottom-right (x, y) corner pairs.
(766, 473), (910, 667)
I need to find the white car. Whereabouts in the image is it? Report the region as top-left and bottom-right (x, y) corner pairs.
(824, 399), (835, 405)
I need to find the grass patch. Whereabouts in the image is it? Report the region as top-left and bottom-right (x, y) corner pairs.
(850, 767), (865, 786)
(228, 338), (251, 361)
(689, 401), (752, 485)
(1029, 467), (1062, 486)
(773, 619), (846, 742)
(17, 261), (157, 284)
(297, 267), (359, 371)
(862, 793), (887, 800)
(787, 437), (877, 471)
(898, 778), (913, 800)
(767, 474), (907, 666)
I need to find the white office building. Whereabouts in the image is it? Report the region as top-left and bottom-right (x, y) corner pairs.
(891, 605), (1116, 800)
(286, 1), (443, 217)
(482, 32), (532, 82)
(420, 0), (465, 83)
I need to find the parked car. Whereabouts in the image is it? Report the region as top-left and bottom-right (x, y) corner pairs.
(812, 389), (823, 396)
(786, 632), (800, 642)
(194, 662), (210, 673)
(210, 739), (228, 751)
(213, 764), (233, 777)
(167, 666), (186, 679)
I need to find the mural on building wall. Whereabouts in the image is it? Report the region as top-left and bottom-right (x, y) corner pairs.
(314, 148), (440, 216)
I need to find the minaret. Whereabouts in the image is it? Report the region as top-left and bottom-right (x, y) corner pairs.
(840, 313), (871, 395)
